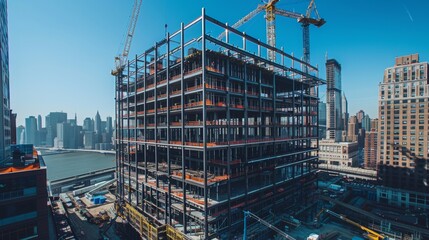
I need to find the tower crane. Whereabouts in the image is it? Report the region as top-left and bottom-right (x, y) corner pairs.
(111, 0), (143, 76)
(217, 0), (325, 64)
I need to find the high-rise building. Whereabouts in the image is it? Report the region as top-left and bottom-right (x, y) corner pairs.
(0, 0), (10, 163)
(55, 122), (71, 149)
(45, 112), (67, 147)
(361, 114), (371, 131)
(16, 125), (25, 145)
(347, 115), (358, 142)
(106, 116), (113, 134)
(370, 118), (378, 131)
(0, 144), (49, 239)
(341, 92), (348, 133)
(378, 53), (429, 192)
(326, 59), (342, 141)
(37, 114), (42, 131)
(83, 117), (93, 131)
(115, 12), (322, 239)
(83, 131), (94, 149)
(25, 116), (37, 145)
(318, 102), (326, 139)
(364, 129), (377, 170)
(356, 110), (365, 126)
(94, 111), (101, 135)
(10, 110), (16, 144)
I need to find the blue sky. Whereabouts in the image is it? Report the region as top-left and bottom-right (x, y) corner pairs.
(8, 0), (428, 126)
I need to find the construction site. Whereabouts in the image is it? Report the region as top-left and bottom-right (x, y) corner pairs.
(113, 0), (325, 238)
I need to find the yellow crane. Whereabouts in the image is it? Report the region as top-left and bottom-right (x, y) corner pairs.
(218, 0), (325, 63)
(325, 209), (387, 240)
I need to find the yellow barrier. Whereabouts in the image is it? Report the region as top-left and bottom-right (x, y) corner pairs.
(166, 225), (187, 240)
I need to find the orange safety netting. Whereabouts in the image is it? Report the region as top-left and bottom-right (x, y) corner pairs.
(0, 163), (40, 173)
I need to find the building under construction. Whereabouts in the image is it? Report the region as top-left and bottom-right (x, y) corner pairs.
(115, 9), (324, 239)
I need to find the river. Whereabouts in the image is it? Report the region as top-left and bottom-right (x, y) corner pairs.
(41, 151), (116, 181)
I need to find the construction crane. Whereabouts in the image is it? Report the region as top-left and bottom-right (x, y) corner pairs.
(325, 209), (387, 240)
(111, 0), (142, 76)
(243, 210), (296, 240)
(298, 0), (325, 67)
(218, 0), (325, 64)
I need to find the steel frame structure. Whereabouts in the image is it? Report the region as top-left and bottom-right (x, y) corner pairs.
(115, 9), (324, 239)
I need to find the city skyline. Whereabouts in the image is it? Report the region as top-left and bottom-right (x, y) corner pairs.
(14, 110), (112, 127)
(8, 0), (429, 124)
(2, 1), (429, 239)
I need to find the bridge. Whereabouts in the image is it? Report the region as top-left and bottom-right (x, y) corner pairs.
(318, 164), (377, 180)
(48, 167), (116, 196)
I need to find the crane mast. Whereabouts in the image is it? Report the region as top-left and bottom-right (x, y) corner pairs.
(298, 0), (325, 72)
(265, 0), (279, 62)
(217, 0), (324, 66)
(112, 0), (142, 76)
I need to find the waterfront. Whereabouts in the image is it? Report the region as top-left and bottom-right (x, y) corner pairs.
(41, 151), (115, 181)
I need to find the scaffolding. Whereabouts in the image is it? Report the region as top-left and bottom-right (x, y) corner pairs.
(115, 8), (325, 239)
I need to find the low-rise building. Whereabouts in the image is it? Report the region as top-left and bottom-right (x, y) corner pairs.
(315, 139), (359, 167)
(0, 145), (49, 239)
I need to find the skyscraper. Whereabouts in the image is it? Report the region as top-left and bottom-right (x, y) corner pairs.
(364, 129), (377, 170)
(55, 122), (70, 149)
(45, 112), (67, 147)
(25, 116), (37, 145)
(347, 115), (358, 142)
(106, 116), (113, 135)
(94, 111), (101, 135)
(356, 109), (365, 127)
(16, 125), (25, 145)
(361, 114), (371, 131)
(10, 110), (16, 144)
(341, 92), (348, 133)
(83, 117), (93, 131)
(318, 102), (326, 139)
(326, 59), (342, 141)
(0, 0), (10, 162)
(378, 53), (429, 192)
(37, 114), (42, 131)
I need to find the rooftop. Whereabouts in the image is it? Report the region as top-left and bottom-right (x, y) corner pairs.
(0, 144), (46, 174)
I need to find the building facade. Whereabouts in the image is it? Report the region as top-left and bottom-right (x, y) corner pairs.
(315, 139), (359, 167)
(377, 53), (429, 193)
(115, 11), (323, 239)
(45, 112), (67, 147)
(25, 116), (37, 146)
(318, 102), (326, 139)
(0, 145), (49, 239)
(341, 92), (348, 134)
(364, 129), (377, 170)
(361, 114), (371, 131)
(0, 0), (10, 163)
(325, 59), (342, 141)
(347, 115), (358, 142)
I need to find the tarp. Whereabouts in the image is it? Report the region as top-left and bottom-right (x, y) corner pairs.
(0, 163), (40, 173)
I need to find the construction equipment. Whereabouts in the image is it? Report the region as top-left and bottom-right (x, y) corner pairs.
(98, 212), (119, 240)
(218, 0), (325, 63)
(111, 0), (142, 76)
(243, 210), (296, 240)
(325, 209), (387, 240)
(298, 0), (325, 67)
